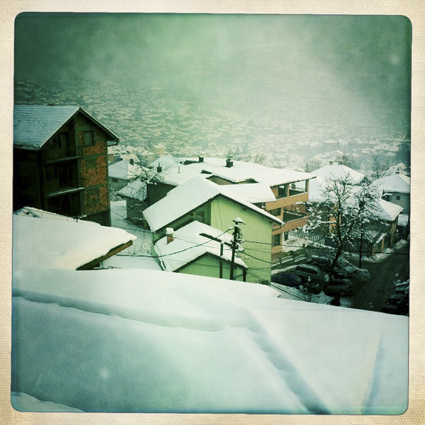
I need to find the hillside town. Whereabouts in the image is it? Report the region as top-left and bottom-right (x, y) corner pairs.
(11, 13), (412, 415)
(12, 102), (410, 413)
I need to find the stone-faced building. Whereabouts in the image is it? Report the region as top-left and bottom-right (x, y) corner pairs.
(13, 105), (119, 226)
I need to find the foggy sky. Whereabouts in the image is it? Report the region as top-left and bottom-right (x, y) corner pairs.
(14, 13), (411, 132)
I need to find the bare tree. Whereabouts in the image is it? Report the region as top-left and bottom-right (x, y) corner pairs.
(371, 155), (389, 181)
(304, 174), (384, 270)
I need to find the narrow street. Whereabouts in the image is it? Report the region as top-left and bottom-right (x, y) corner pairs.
(351, 242), (410, 313)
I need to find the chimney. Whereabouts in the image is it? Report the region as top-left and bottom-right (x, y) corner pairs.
(166, 228), (174, 244)
(198, 155), (204, 163)
(226, 155), (233, 168)
(157, 163), (162, 173)
(129, 158), (134, 166)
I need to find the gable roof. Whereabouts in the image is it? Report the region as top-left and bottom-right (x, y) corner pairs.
(311, 162), (364, 185)
(109, 160), (142, 180)
(372, 199), (404, 222)
(117, 179), (147, 201)
(154, 221), (247, 272)
(13, 207), (136, 270)
(143, 176), (282, 232)
(14, 105), (119, 150)
(373, 173), (411, 194)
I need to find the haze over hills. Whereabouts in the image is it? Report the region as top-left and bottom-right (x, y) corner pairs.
(14, 13), (411, 171)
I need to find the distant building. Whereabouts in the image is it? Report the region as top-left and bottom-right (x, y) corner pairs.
(373, 173), (410, 215)
(13, 105), (119, 226)
(108, 159), (141, 192)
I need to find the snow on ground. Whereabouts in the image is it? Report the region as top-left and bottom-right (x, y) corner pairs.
(347, 239), (409, 264)
(12, 268), (408, 414)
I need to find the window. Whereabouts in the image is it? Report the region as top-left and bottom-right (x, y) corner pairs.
(272, 233), (281, 246)
(84, 131), (94, 146)
(396, 195), (401, 200)
(194, 210), (205, 223)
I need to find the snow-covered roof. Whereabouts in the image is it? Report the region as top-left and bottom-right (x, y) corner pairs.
(373, 199), (404, 222)
(307, 176), (326, 202)
(154, 221), (247, 272)
(13, 211), (137, 270)
(14, 105), (119, 150)
(153, 156), (314, 187)
(143, 176), (282, 232)
(102, 255), (162, 271)
(117, 179), (147, 201)
(373, 173), (411, 194)
(387, 162), (408, 175)
(12, 267), (408, 414)
(219, 183), (276, 203)
(108, 160), (141, 180)
(398, 213), (409, 227)
(311, 162), (364, 184)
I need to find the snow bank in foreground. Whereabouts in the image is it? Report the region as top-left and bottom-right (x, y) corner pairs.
(12, 268), (408, 414)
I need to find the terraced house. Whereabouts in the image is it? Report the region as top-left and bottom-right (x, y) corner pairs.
(13, 105), (119, 225)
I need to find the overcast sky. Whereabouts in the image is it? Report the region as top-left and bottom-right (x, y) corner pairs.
(14, 13), (411, 133)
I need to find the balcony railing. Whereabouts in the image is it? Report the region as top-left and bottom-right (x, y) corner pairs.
(283, 210), (307, 222)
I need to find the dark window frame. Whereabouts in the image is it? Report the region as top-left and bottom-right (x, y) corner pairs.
(84, 130), (94, 146)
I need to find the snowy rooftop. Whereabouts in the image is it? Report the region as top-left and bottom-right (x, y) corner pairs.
(373, 198), (404, 222)
(398, 213), (409, 227)
(219, 183), (276, 203)
(108, 160), (142, 180)
(373, 173), (411, 194)
(13, 210), (137, 270)
(12, 267), (408, 414)
(154, 221), (247, 272)
(311, 162), (365, 184)
(153, 156), (315, 187)
(14, 105), (118, 150)
(143, 176), (282, 232)
(117, 179), (147, 201)
(102, 254), (162, 271)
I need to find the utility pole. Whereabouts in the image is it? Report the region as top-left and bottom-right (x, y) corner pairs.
(230, 217), (244, 280)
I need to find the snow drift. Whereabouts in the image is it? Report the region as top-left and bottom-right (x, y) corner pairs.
(12, 267), (408, 414)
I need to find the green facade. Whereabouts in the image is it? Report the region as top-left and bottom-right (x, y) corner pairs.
(152, 194), (275, 284)
(178, 253), (245, 281)
(210, 196), (273, 283)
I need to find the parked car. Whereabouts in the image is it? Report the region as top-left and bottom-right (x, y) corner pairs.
(271, 273), (303, 288)
(323, 279), (353, 297)
(310, 255), (334, 271)
(311, 255), (357, 278)
(293, 264), (327, 283)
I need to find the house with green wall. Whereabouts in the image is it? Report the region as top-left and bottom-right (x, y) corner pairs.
(143, 176), (283, 283)
(154, 221), (248, 281)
